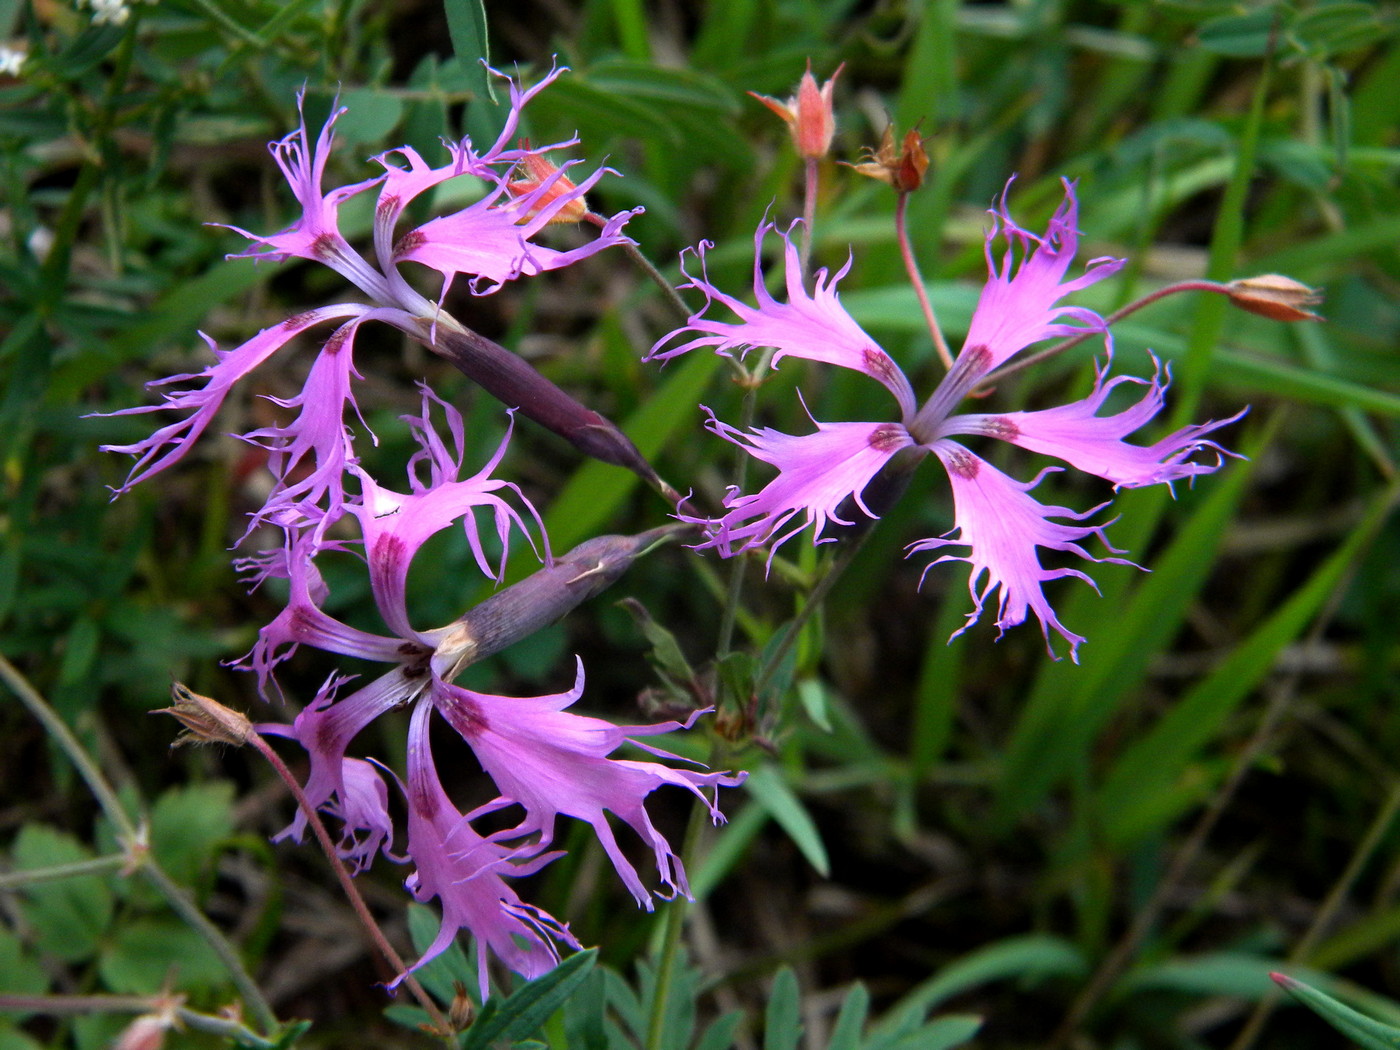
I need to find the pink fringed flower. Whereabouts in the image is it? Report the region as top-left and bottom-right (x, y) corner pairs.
(248, 394), (742, 989)
(650, 180), (1244, 661)
(99, 65), (638, 539)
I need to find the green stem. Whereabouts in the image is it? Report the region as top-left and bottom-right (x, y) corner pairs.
(799, 157), (818, 274)
(0, 657), (280, 1037)
(644, 797), (713, 1050)
(717, 161), (823, 655)
(588, 210), (692, 323)
(755, 528), (876, 697)
(0, 854), (126, 889)
(0, 995), (277, 1050)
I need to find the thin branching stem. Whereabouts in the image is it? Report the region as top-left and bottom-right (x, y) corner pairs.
(645, 770), (720, 1050)
(0, 854), (127, 889)
(896, 193), (953, 370)
(588, 210), (693, 322)
(976, 280), (1231, 391)
(0, 656), (280, 1037)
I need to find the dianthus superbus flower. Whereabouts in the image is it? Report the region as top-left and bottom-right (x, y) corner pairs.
(99, 64), (647, 539)
(248, 392), (742, 988)
(650, 180), (1244, 661)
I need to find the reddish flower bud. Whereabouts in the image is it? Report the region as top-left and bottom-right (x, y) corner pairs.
(750, 61), (843, 160)
(1227, 274), (1323, 322)
(507, 142), (590, 225)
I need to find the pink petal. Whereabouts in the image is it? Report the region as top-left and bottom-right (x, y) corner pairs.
(348, 393), (545, 638)
(394, 700), (577, 999)
(649, 221), (917, 418)
(958, 179), (1124, 376)
(946, 356), (1246, 489)
(910, 443), (1134, 662)
(432, 660), (745, 909)
(97, 304), (371, 494)
(690, 410), (917, 567)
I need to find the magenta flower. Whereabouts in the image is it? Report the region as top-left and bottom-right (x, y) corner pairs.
(247, 393), (742, 988)
(650, 181), (1243, 660)
(434, 660), (741, 909)
(100, 65), (638, 538)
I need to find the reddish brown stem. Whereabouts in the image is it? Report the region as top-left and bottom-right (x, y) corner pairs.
(247, 731), (456, 1042)
(977, 280), (1231, 389)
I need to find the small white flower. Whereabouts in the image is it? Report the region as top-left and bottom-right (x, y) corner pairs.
(0, 47), (25, 77)
(86, 0), (131, 25)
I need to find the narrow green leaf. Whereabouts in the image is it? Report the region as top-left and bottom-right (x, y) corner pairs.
(694, 1010), (743, 1050)
(616, 597), (697, 687)
(443, 0), (493, 102)
(1098, 480), (1398, 846)
(881, 1015), (983, 1050)
(606, 0), (652, 60)
(763, 968), (802, 1050)
(461, 949), (597, 1050)
(827, 983), (870, 1050)
(1291, 3), (1395, 60)
(405, 901), (478, 1004)
(1195, 9), (1278, 57)
(251, 0), (320, 44)
(1275, 973), (1400, 1050)
(744, 766), (830, 878)
(881, 936), (1087, 1024)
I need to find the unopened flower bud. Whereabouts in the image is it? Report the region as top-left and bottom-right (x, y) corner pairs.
(750, 61), (843, 160)
(157, 683), (253, 747)
(507, 144), (590, 225)
(847, 126), (929, 193)
(1227, 274), (1323, 322)
(424, 319), (662, 488)
(448, 981), (475, 1031)
(435, 527), (679, 676)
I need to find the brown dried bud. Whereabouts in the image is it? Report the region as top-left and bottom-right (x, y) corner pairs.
(1227, 274), (1323, 322)
(448, 981), (475, 1031)
(847, 126), (929, 193)
(157, 683), (252, 748)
